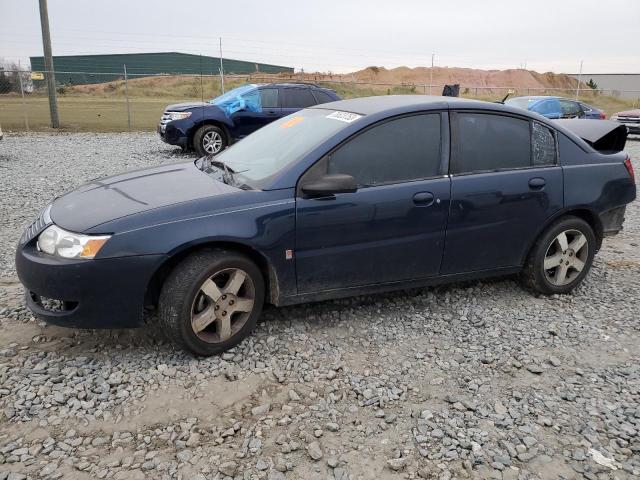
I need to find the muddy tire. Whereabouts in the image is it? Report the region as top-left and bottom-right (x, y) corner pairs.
(158, 249), (265, 356)
(520, 216), (596, 295)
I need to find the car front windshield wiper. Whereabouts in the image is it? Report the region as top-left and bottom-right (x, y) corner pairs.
(196, 156), (253, 190)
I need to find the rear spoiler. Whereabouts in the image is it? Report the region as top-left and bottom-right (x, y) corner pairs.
(552, 119), (628, 153)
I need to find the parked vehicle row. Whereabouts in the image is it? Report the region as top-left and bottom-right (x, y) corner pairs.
(17, 96), (635, 355)
(158, 82), (340, 156)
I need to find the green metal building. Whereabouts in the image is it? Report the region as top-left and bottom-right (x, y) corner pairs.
(29, 52), (293, 85)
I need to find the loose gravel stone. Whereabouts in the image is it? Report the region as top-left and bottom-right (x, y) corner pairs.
(0, 134), (639, 480)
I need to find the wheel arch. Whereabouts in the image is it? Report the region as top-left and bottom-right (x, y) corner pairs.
(521, 206), (603, 266)
(145, 240), (279, 309)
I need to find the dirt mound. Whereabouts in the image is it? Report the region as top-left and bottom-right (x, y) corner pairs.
(352, 66), (579, 90)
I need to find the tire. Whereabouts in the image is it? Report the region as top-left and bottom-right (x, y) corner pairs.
(520, 216), (596, 295)
(158, 249), (265, 356)
(193, 125), (227, 157)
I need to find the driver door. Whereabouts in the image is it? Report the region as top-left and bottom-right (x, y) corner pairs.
(294, 113), (450, 293)
(231, 88), (282, 138)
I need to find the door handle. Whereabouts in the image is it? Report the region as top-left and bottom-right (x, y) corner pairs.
(413, 191), (435, 206)
(528, 177), (546, 189)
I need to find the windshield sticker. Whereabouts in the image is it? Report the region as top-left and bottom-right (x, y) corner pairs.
(326, 111), (362, 123)
(281, 116), (304, 129)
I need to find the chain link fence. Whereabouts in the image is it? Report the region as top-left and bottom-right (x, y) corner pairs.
(1, 69), (639, 133)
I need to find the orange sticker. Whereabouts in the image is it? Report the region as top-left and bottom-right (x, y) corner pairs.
(281, 116), (304, 129)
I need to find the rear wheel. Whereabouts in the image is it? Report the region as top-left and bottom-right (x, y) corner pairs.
(193, 125), (227, 157)
(159, 249), (264, 356)
(521, 216), (596, 295)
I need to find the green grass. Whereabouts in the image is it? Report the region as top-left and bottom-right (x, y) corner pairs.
(1, 76), (638, 132)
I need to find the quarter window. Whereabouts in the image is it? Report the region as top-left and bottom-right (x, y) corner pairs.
(326, 114), (442, 187)
(312, 90), (335, 104)
(532, 122), (556, 166)
(259, 88), (279, 108)
(282, 88), (317, 108)
(451, 113), (531, 174)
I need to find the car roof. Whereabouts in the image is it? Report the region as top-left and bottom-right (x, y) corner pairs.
(310, 95), (521, 116)
(509, 95), (560, 101)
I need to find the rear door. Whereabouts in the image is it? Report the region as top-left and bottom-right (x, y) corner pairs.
(559, 99), (585, 119)
(281, 87), (318, 117)
(441, 112), (563, 274)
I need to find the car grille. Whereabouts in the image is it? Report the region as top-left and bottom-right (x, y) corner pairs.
(618, 116), (640, 124)
(20, 204), (52, 245)
(159, 111), (172, 129)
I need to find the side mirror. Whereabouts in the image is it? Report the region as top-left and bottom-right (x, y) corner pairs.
(301, 174), (357, 197)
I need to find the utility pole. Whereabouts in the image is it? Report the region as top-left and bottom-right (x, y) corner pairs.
(124, 64), (131, 131)
(429, 53), (435, 95)
(575, 60), (583, 100)
(38, 0), (59, 128)
(219, 37), (225, 94)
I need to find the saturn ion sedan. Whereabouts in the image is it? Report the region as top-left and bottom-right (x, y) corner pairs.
(16, 96), (636, 355)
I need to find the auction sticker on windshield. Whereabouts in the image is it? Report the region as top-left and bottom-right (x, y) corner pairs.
(326, 111), (362, 123)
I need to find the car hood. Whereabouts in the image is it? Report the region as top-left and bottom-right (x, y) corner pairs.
(165, 102), (209, 112)
(50, 161), (238, 232)
(615, 109), (640, 117)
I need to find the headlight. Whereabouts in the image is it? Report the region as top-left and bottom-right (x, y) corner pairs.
(37, 225), (111, 259)
(167, 111), (192, 121)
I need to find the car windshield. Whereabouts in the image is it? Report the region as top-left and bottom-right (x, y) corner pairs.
(212, 109), (359, 189)
(209, 84), (261, 116)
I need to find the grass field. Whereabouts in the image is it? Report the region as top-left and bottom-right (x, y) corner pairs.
(1, 75), (638, 132)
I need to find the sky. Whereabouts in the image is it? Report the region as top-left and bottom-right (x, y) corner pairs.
(1, 0), (639, 74)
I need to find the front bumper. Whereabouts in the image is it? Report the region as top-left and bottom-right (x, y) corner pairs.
(157, 122), (189, 147)
(16, 243), (165, 329)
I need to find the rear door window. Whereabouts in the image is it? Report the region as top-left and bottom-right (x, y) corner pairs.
(282, 88), (317, 108)
(451, 113), (531, 174)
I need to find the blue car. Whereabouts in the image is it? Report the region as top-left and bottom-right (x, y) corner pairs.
(506, 96), (605, 120)
(158, 83), (340, 156)
(17, 96), (635, 355)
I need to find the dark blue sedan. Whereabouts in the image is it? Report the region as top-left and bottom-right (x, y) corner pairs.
(158, 83), (340, 156)
(16, 96), (636, 355)
(506, 96), (606, 120)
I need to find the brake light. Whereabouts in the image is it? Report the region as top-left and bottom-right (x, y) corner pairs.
(624, 156), (635, 183)
(599, 111), (606, 119)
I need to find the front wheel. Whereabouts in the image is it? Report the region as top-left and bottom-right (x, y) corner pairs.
(193, 125), (227, 157)
(521, 216), (596, 295)
(159, 249), (265, 356)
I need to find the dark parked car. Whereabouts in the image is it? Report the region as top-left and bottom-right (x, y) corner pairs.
(611, 108), (640, 134)
(17, 96), (636, 356)
(506, 96), (605, 119)
(158, 82), (340, 156)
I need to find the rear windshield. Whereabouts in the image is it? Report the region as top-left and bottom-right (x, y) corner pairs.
(215, 109), (360, 189)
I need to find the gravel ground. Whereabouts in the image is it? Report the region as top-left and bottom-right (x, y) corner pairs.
(0, 133), (638, 480)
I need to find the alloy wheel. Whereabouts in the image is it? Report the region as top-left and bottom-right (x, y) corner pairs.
(202, 131), (223, 154)
(190, 268), (255, 343)
(543, 229), (589, 286)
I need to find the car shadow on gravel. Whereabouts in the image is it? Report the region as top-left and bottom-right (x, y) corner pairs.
(32, 275), (519, 358)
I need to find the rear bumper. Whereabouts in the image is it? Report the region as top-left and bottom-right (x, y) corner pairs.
(16, 244), (165, 329)
(600, 205), (629, 236)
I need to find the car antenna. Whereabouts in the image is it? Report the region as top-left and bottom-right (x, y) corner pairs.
(497, 89), (516, 104)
